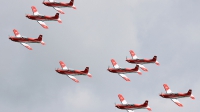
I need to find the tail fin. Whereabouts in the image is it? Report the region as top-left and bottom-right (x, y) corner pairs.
(143, 100), (148, 107)
(54, 13), (59, 19)
(69, 0), (74, 5)
(187, 89), (192, 95)
(37, 35), (45, 45)
(83, 67), (89, 73)
(152, 56), (160, 65)
(152, 56), (157, 61)
(37, 35), (42, 41)
(187, 89), (195, 99)
(54, 13), (62, 23)
(13, 29), (21, 37)
(143, 100), (152, 111)
(133, 65), (139, 71)
(129, 50), (138, 59)
(132, 65), (142, 75)
(69, 0), (76, 9)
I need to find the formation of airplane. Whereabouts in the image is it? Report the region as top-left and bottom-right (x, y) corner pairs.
(9, 29), (45, 50)
(55, 61), (92, 83)
(126, 50), (160, 72)
(8, 0), (196, 110)
(108, 59), (142, 81)
(115, 94), (151, 112)
(26, 6), (62, 29)
(160, 84), (195, 107)
(43, 0), (76, 14)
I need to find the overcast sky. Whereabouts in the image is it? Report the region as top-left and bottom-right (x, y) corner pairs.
(0, 0), (200, 112)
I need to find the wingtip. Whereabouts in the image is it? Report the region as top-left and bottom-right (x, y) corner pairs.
(123, 77), (130, 81)
(140, 67), (148, 72)
(176, 102), (183, 107)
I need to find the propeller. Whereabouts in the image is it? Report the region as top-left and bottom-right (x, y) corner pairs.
(126, 56), (127, 60)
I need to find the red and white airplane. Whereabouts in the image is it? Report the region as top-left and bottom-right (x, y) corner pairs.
(160, 84), (195, 107)
(107, 59), (142, 81)
(115, 94), (152, 112)
(126, 50), (160, 72)
(9, 29), (45, 50)
(43, 0), (76, 14)
(55, 61), (92, 83)
(26, 6), (62, 29)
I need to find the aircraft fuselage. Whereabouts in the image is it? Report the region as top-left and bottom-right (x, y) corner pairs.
(115, 104), (146, 110)
(9, 37), (40, 43)
(43, 2), (72, 7)
(56, 69), (87, 75)
(107, 68), (137, 74)
(160, 93), (189, 99)
(26, 15), (57, 21)
(126, 58), (155, 64)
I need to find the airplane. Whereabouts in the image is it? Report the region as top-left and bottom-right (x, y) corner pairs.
(159, 84), (195, 107)
(26, 6), (62, 29)
(55, 61), (92, 83)
(126, 50), (160, 72)
(115, 94), (152, 112)
(107, 59), (142, 81)
(43, 0), (76, 14)
(9, 29), (45, 50)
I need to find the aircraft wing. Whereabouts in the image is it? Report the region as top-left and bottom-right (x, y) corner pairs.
(37, 21), (48, 29)
(111, 59), (120, 68)
(13, 29), (21, 37)
(171, 99), (183, 107)
(68, 75), (79, 83)
(21, 43), (32, 50)
(130, 50), (138, 59)
(31, 6), (39, 15)
(118, 94), (128, 104)
(54, 7), (65, 14)
(59, 61), (68, 70)
(137, 64), (148, 72)
(163, 84), (172, 93)
(118, 74), (130, 81)
(127, 110), (134, 112)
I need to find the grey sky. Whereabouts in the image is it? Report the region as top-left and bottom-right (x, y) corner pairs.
(0, 0), (199, 112)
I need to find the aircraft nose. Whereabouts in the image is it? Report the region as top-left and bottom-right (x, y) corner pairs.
(115, 105), (119, 108)
(26, 15), (29, 18)
(9, 37), (12, 40)
(159, 94), (163, 97)
(43, 2), (46, 5)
